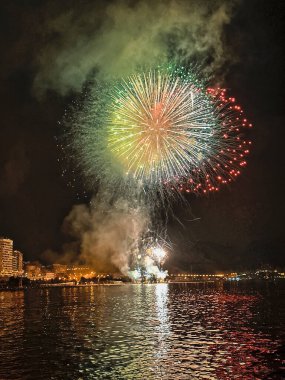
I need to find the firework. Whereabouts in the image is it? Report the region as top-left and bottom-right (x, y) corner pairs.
(130, 242), (168, 282)
(63, 65), (252, 197)
(151, 247), (167, 264)
(180, 88), (252, 194)
(107, 68), (214, 186)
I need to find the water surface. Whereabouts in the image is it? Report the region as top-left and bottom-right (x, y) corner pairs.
(0, 282), (284, 379)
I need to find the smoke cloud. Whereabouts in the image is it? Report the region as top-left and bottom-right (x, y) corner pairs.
(58, 195), (150, 273)
(34, 0), (238, 96)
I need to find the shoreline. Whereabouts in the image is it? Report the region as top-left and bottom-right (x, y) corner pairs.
(1, 278), (284, 291)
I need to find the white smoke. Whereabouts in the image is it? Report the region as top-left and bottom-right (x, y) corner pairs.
(62, 195), (149, 274)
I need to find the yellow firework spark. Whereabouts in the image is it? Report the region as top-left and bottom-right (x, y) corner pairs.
(107, 69), (215, 184)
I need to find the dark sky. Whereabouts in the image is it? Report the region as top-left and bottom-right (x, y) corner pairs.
(0, 0), (284, 272)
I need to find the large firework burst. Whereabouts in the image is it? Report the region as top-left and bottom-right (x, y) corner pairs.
(63, 65), (252, 197)
(107, 68), (214, 185)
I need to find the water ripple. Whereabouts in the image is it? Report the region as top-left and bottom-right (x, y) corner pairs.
(0, 283), (284, 379)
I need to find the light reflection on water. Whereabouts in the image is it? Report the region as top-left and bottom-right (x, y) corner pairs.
(0, 283), (284, 379)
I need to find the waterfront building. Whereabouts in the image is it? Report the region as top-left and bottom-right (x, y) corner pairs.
(24, 262), (42, 280)
(168, 273), (225, 282)
(66, 266), (96, 280)
(51, 264), (68, 276)
(0, 238), (13, 276)
(43, 271), (56, 281)
(12, 250), (24, 276)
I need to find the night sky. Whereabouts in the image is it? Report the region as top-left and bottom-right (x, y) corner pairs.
(0, 0), (284, 272)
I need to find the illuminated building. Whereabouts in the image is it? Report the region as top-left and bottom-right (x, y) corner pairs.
(24, 262), (42, 280)
(40, 264), (68, 281)
(43, 271), (56, 281)
(51, 264), (67, 276)
(0, 238), (13, 276)
(168, 273), (226, 282)
(12, 250), (23, 276)
(66, 266), (96, 280)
